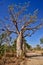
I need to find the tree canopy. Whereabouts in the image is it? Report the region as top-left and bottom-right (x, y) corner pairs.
(0, 3), (43, 43)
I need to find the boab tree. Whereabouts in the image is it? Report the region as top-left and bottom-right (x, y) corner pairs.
(0, 3), (43, 57)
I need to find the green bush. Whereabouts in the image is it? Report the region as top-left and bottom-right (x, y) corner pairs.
(0, 45), (5, 58)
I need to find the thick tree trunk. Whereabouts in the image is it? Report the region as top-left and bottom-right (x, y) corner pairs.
(16, 31), (23, 58)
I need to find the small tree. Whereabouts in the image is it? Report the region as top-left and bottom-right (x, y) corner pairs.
(12, 39), (16, 52)
(40, 38), (43, 44)
(36, 44), (41, 50)
(40, 38), (43, 49)
(0, 2), (43, 57)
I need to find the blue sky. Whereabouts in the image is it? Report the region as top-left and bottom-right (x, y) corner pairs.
(0, 0), (43, 47)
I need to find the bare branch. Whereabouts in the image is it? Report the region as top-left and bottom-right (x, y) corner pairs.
(0, 19), (17, 35)
(24, 30), (36, 38)
(21, 9), (38, 31)
(16, 2), (30, 18)
(21, 20), (36, 31)
(24, 23), (43, 38)
(9, 6), (20, 34)
(0, 29), (5, 31)
(6, 29), (17, 36)
(23, 23), (43, 32)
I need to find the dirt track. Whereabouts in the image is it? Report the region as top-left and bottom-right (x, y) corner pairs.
(25, 56), (43, 65)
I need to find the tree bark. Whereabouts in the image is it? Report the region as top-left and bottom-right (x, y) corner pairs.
(22, 42), (26, 55)
(16, 31), (23, 58)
